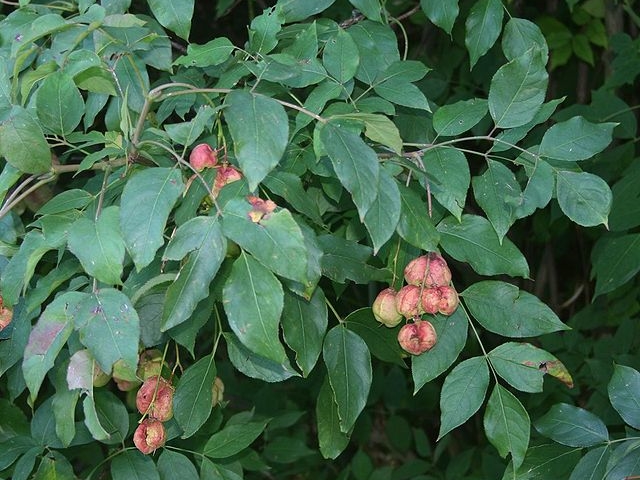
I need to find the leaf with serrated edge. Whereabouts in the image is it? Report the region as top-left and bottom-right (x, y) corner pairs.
(317, 376), (350, 459)
(222, 252), (287, 364)
(556, 170), (612, 228)
(438, 356), (489, 439)
(608, 364), (640, 430)
(174, 354), (216, 438)
(203, 418), (270, 458)
(535, 403), (609, 447)
(413, 309), (468, 393)
(120, 168), (184, 271)
(484, 384), (530, 469)
(323, 326), (372, 433)
(462, 281), (569, 337)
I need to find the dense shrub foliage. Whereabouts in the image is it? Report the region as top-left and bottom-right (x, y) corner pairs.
(0, 0), (639, 478)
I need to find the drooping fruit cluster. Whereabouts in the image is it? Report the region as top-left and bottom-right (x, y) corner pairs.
(372, 252), (460, 356)
(133, 374), (174, 454)
(187, 143), (243, 199)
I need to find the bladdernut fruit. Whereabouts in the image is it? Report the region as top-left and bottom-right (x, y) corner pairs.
(373, 288), (403, 327)
(404, 253), (452, 287)
(397, 320), (437, 355)
(421, 287), (442, 315)
(212, 376), (224, 407)
(136, 376), (174, 422)
(189, 144), (218, 171)
(212, 165), (242, 197)
(395, 285), (422, 318)
(134, 418), (166, 454)
(137, 349), (164, 381)
(437, 285), (459, 316)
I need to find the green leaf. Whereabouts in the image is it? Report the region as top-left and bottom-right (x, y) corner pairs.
(203, 418), (270, 458)
(0, 302), (31, 377)
(317, 235), (389, 284)
(462, 281), (569, 337)
(164, 105), (219, 146)
(36, 189), (93, 216)
(248, 6), (285, 54)
(437, 215), (529, 277)
(262, 172), (323, 224)
(502, 18), (549, 63)
(421, 0), (459, 35)
(35, 71), (84, 136)
(120, 168), (184, 271)
(539, 116), (616, 161)
(373, 60), (430, 84)
(514, 157), (555, 219)
(349, 0), (382, 22)
(556, 170), (612, 227)
(484, 384), (530, 469)
(465, 0), (504, 68)
(94, 390), (130, 445)
(335, 113), (403, 154)
(200, 459), (243, 480)
(224, 90), (289, 191)
(489, 48), (548, 128)
(364, 168), (401, 254)
(608, 364), (640, 430)
(225, 333), (299, 383)
(0, 231), (55, 306)
(609, 160), (640, 231)
(282, 288), (328, 377)
(502, 444), (581, 480)
(323, 326), (372, 433)
(157, 450), (199, 480)
(148, 0), (193, 40)
(568, 446), (610, 480)
(604, 442), (640, 479)
(423, 148), (470, 221)
(173, 37), (235, 67)
(373, 81), (431, 111)
(68, 206), (125, 285)
(438, 356), (489, 440)
(433, 98), (488, 136)
(111, 450), (160, 480)
(23, 292), (83, 402)
(278, 0), (336, 22)
(0, 106), (51, 174)
(316, 377), (350, 459)
(221, 198), (311, 286)
(161, 216), (226, 331)
(592, 234), (640, 297)
(320, 121), (380, 220)
(396, 184), (440, 252)
(535, 403), (609, 447)
(83, 395), (110, 442)
(349, 21), (400, 85)
(174, 354), (217, 438)
(489, 342), (572, 393)
(223, 251), (287, 363)
(75, 289), (140, 378)
(412, 309), (468, 393)
(323, 28), (359, 84)
(344, 308), (405, 368)
(472, 160), (521, 242)
(32, 452), (76, 480)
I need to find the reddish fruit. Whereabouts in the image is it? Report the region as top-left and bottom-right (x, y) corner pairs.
(137, 349), (164, 381)
(212, 377), (224, 407)
(372, 288), (403, 327)
(397, 320), (437, 355)
(421, 287), (442, 315)
(189, 144), (218, 171)
(134, 418), (166, 454)
(136, 376), (174, 422)
(247, 195), (277, 223)
(438, 285), (459, 316)
(404, 253), (452, 287)
(212, 165), (242, 197)
(0, 296), (12, 331)
(395, 285), (422, 319)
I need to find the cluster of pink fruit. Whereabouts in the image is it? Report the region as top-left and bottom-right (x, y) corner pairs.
(373, 252), (459, 355)
(189, 143), (242, 197)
